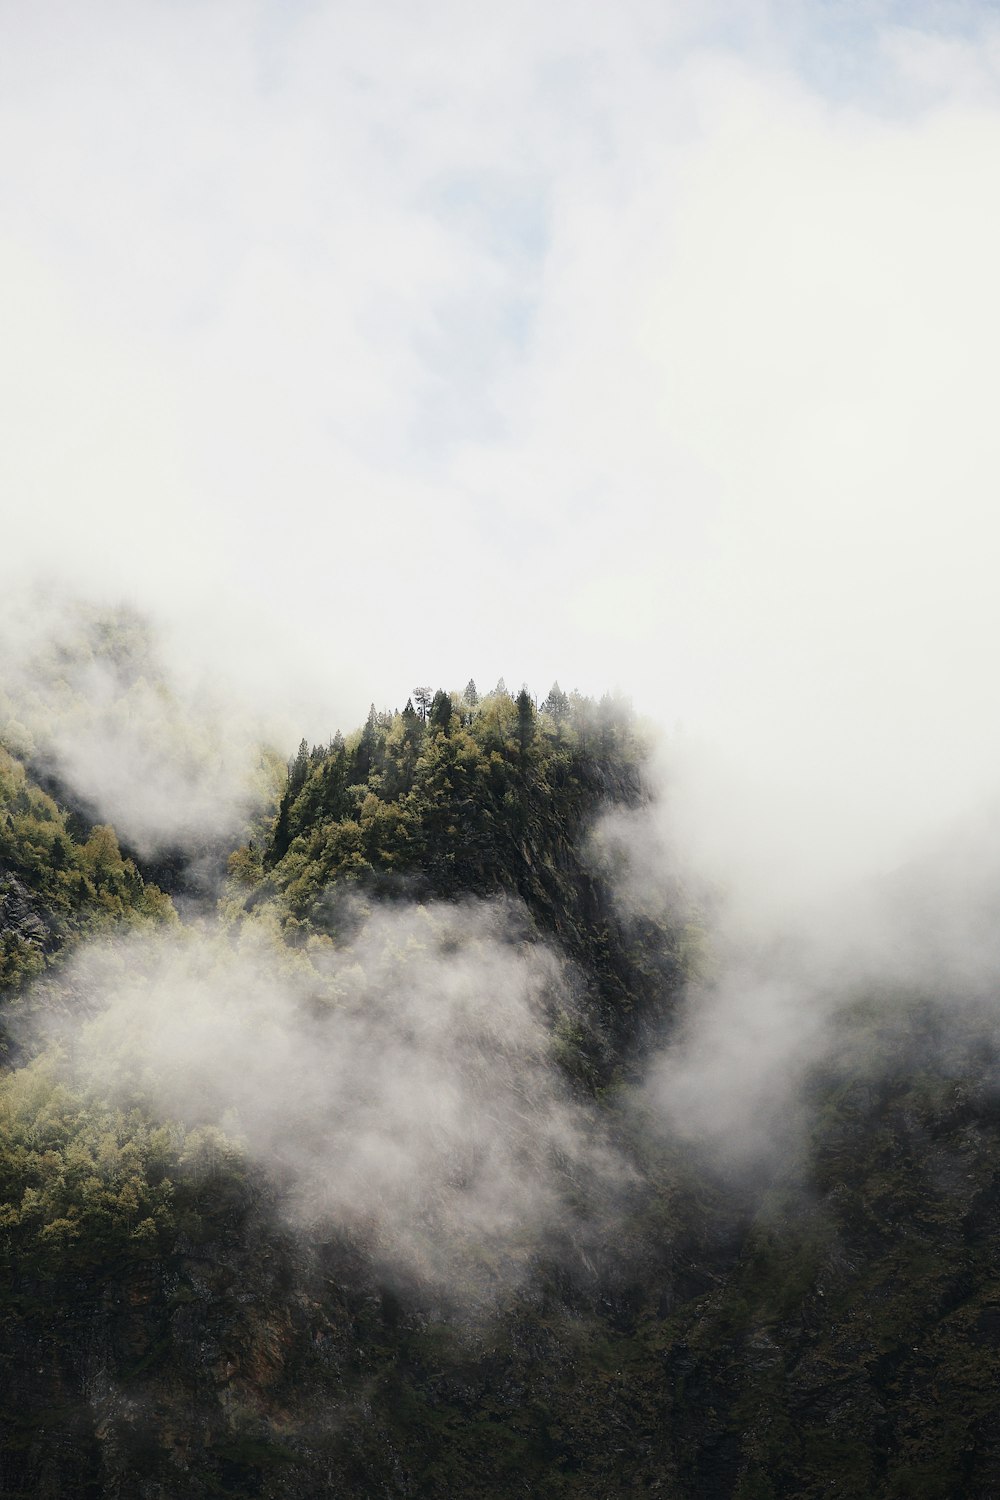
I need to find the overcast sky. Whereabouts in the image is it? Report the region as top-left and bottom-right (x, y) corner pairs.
(3, 0), (1000, 882)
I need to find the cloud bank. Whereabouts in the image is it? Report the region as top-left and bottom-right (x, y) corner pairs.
(0, 590), (274, 857)
(4, 1), (1000, 1224)
(3, 2), (1000, 885)
(44, 901), (623, 1301)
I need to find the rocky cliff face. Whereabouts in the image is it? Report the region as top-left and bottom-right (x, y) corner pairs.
(0, 868), (50, 950)
(0, 866), (51, 1017)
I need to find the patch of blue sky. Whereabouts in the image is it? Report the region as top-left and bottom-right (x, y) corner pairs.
(630, 1), (998, 110)
(403, 171), (547, 458)
(253, 0), (325, 95)
(404, 286), (537, 467)
(421, 169), (550, 276)
(772, 0), (996, 106)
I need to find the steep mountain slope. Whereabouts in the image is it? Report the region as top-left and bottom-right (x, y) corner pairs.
(0, 746), (173, 1003)
(236, 685), (686, 1070)
(1, 688), (1000, 1498)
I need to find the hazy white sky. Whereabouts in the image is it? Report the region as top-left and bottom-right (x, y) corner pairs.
(3, 0), (1000, 878)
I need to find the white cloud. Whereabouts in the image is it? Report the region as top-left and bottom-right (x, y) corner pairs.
(45, 901), (623, 1300)
(2, 1), (1000, 878)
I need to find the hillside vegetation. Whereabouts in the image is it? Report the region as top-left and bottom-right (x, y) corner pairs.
(0, 684), (999, 1498)
(232, 682), (685, 1068)
(0, 745), (174, 999)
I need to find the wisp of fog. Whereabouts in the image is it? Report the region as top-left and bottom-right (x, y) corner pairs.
(0, 588), (275, 858)
(5, 0), (1000, 1298)
(596, 737), (1000, 1171)
(35, 901), (624, 1303)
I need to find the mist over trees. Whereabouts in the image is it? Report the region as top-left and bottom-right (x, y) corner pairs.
(3, 651), (1000, 1497)
(5, 0), (1000, 1490)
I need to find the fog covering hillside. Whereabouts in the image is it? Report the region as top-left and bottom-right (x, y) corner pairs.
(7, 4), (1000, 1496)
(1, 618), (1000, 1499)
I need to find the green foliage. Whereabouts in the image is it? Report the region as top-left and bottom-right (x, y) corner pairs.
(249, 685), (671, 1060)
(260, 685), (643, 897)
(9, 682), (1000, 1495)
(0, 748), (174, 995)
(0, 1054), (184, 1271)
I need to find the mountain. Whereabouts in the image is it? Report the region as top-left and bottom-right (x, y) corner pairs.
(1, 687), (1000, 1498)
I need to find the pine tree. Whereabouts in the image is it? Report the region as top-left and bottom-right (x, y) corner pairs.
(288, 738), (310, 797)
(430, 690), (452, 732)
(516, 687), (535, 759)
(543, 682), (569, 723)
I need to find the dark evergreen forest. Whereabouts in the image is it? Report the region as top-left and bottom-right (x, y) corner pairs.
(2, 679), (1000, 1499)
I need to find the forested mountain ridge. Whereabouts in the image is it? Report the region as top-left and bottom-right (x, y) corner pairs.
(1, 685), (1000, 1497)
(0, 744), (174, 1001)
(232, 682), (687, 1071)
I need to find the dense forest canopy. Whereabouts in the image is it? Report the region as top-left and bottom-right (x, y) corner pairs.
(6, 0), (1000, 1493)
(1, 675), (1000, 1498)
(229, 681), (680, 1071)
